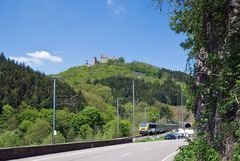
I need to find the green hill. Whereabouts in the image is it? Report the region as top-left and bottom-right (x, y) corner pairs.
(0, 53), (86, 112)
(58, 61), (191, 109)
(0, 54), (192, 148)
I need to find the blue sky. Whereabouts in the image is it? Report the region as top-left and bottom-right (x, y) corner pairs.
(0, 0), (187, 74)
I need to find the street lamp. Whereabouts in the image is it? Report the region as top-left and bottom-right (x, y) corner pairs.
(132, 79), (135, 139)
(52, 78), (56, 144)
(52, 78), (79, 144)
(116, 98), (123, 137)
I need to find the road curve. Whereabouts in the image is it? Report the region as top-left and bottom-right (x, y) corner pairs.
(12, 139), (187, 161)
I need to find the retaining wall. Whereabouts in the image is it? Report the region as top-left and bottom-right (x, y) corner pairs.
(0, 138), (132, 160)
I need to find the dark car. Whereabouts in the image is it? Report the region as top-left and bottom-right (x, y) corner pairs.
(164, 133), (176, 140)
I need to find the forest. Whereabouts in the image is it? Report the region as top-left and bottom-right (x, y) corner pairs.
(0, 53), (192, 148)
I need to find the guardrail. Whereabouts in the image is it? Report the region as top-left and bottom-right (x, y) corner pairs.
(0, 137), (132, 160)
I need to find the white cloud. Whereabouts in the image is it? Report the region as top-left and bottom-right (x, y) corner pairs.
(106, 0), (114, 6)
(9, 51), (63, 66)
(27, 51), (63, 63)
(9, 56), (43, 66)
(106, 0), (125, 14)
(114, 5), (125, 14)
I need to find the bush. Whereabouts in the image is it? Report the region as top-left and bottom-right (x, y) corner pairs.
(0, 131), (21, 148)
(19, 120), (33, 133)
(18, 108), (40, 122)
(43, 132), (66, 144)
(102, 119), (131, 139)
(78, 124), (93, 140)
(233, 143), (240, 161)
(70, 114), (88, 134)
(174, 139), (220, 161)
(0, 104), (16, 129)
(119, 120), (131, 137)
(24, 119), (51, 145)
(81, 106), (105, 129)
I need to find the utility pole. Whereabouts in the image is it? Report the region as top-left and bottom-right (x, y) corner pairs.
(52, 78), (56, 144)
(132, 79), (135, 139)
(181, 88), (184, 128)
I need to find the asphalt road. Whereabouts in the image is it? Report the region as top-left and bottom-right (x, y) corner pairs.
(12, 139), (187, 161)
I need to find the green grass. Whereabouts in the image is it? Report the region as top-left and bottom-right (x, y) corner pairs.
(134, 136), (164, 143)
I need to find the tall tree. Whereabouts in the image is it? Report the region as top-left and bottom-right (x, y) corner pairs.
(156, 0), (240, 159)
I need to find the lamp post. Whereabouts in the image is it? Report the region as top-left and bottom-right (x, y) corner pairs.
(52, 77), (78, 144)
(132, 79), (135, 139)
(52, 78), (56, 144)
(116, 98), (123, 137)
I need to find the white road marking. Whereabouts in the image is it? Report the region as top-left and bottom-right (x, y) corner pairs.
(32, 143), (134, 161)
(161, 150), (179, 161)
(121, 153), (132, 157)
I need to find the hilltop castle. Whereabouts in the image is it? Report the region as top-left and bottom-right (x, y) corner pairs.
(86, 54), (119, 67)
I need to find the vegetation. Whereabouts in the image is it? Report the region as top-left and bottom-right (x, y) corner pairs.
(134, 136), (164, 143)
(155, 0), (240, 160)
(0, 53), (193, 148)
(0, 53), (86, 113)
(59, 61), (191, 107)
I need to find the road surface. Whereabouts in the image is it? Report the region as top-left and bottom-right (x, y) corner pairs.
(12, 139), (187, 161)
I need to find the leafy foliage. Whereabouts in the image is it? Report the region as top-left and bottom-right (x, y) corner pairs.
(0, 53), (86, 112)
(102, 119), (131, 139)
(43, 132), (66, 144)
(174, 139), (220, 161)
(24, 119), (51, 145)
(0, 131), (21, 148)
(0, 53), (193, 148)
(156, 0), (240, 159)
(78, 124), (94, 140)
(59, 61), (191, 107)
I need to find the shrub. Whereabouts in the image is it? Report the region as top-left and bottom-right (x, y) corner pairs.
(233, 143), (240, 161)
(24, 119), (51, 145)
(43, 132), (66, 144)
(78, 124), (93, 140)
(174, 139), (220, 161)
(0, 131), (21, 148)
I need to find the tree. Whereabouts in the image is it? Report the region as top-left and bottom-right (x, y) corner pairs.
(0, 131), (21, 148)
(24, 119), (51, 145)
(81, 106), (105, 129)
(119, 120), (131, 137)
(17, 108), (40, 122)
(0, 53), (85, 111)
(118, 57), (125, 63)
(103, 119), (131, 139)
(43, 131), (66, 144)
(78, 124), (93, 140)
(156, 0), (240, 159)
(70, 114), (88, 134)
(0, 104), (18, 131)
(56, 109), (73, 137)
(148, 108), (158, 122)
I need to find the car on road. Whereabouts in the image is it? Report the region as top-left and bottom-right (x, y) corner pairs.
(175, 132), (184, 139)
(164, 133), (176, 140)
